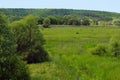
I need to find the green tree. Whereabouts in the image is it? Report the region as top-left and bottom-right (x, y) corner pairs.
(62, 15), (72, 25)
(112, 19), (120, 26)
(37, 16), (44, 25)
(11, 15), (49, 63)
(0, 14), (30, 80)
(43, 18), (51, 28)
(82, 18), (90, 26)
(68, 17), (81, 25)
(48, 16), (58, 25)
(62, 15), (81, 25)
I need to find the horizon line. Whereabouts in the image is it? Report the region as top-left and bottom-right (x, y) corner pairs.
(0, 7), (120, 13)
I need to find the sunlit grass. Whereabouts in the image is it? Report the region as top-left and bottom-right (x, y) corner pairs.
(29, 26), (120, 80)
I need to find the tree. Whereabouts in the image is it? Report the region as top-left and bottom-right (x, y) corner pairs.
(43, 18), (51, 28)
(82, 17), (91, 26)
(48, 16), (58, 25)
(61, 15), (82, 25)
(62, 15), (72, 25)
(68, 17), (81, 25)
(37, 16), (44, 25)
(112, 19), (120, 26)
(0, 14), (30, 79)
(11, 15), (49, 63)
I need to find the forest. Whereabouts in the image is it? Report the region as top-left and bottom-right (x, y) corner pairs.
(1, 8), (120, 26)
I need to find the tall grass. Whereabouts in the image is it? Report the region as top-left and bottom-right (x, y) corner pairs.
(29, 26), (120, 80)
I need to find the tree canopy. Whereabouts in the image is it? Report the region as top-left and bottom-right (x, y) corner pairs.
(11, 15), (49, 63)
(0, 14), (30, 80)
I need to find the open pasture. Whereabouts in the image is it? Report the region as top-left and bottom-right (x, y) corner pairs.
(29, 26), (120, 80)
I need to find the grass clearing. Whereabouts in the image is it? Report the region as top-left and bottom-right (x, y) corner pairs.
(29, 26), (120, 80)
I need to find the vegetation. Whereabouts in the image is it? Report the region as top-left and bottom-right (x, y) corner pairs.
(1, 8), (120, 26)
(110, 38), (120, 57)
(43, 18), (51, 28)
(112, 19), (120, 26)
(91, 35), (120, 57)
(10, 15), (49, 63)
(29, 26), (120, 80)
(0, 14), (30, 80)
(91, 44), (108, 56)
(1, 8), (120, 79)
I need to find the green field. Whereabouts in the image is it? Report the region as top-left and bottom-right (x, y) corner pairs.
(29, 26), (120, 80)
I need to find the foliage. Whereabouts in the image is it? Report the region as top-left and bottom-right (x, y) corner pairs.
(26, 46), (49, 63)
(1, 8), (120, 26)
(91, 35), (120, 57)
(62, 15), (81, 25)
(0, 55), (30, 80)
(10, 15), (49, 63)
(81, 17), (91, 25)
(109, 38), (120, 57)
(48, 16), (58, 25)
(112, 19), (120, 26)
(37, 16), (44, 25)
(0, 8), (119, 21)
(43, 18), (51, 28)
(91, 44), (108, 56)
(0, 14), (30, 80)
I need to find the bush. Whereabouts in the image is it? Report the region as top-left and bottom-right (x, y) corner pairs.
(109, 39), (120, 57)
(91, 44), (108, 56)
(25, 46), (49, 63)
(91, 37), (120, 57)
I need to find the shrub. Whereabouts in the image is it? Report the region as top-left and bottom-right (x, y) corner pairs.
(91, 44), (108, 56)
(91, 37), (120, 57)
(109, 39), (120, 57)
(25, 46), (49, 63)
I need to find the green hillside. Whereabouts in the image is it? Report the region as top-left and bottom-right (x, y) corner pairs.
(0, 8), (120, 21)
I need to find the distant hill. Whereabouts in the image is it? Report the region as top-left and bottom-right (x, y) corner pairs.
(0, 8), (120, 21)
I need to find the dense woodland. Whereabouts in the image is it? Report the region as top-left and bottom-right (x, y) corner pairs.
(1, 8), (120, 26)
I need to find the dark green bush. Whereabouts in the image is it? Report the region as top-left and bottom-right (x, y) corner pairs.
(25, 46), (49, 63)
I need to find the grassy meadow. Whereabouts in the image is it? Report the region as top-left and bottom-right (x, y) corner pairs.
(29, 26), (120, 80)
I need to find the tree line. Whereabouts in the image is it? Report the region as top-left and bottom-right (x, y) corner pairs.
(38, 15), (120, 28)
(1, 8), (120, 26)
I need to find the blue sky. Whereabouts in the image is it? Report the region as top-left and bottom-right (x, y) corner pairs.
(0, 0), (120, 13)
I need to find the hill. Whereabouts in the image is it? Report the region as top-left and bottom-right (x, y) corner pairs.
(0, 8), (120, 21)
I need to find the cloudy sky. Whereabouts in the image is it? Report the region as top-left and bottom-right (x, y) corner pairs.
(0, 0), (120, 13)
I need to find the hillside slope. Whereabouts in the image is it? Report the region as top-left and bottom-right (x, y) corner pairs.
(0, 8), (120, 21)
